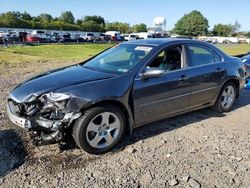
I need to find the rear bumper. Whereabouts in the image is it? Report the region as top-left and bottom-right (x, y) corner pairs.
(7, 102), (31, 129)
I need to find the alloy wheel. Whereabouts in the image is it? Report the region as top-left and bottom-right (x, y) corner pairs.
(86, 112), (121, 149)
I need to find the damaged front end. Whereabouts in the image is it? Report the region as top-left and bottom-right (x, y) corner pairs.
(7, 92), (82, 146)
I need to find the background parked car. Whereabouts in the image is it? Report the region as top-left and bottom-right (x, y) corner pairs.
(70, 34), (84, 43)
(0, 36), (3, 44)
(4, 34), (20, 43)
(81, 33), (96, 42)
(105, 31), (123, 41)
(26, 34), (40, 43)
(50, 35), (60, 42)
(123, 34), (138, 41)
(59, 34), (73, 42)
(98, 33), (111, 41)
(18, 32), (28, 42)
(39, 34), (52, 43)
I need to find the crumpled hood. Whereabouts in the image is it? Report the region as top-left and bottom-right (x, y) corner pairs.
(10, 64), (115, 102)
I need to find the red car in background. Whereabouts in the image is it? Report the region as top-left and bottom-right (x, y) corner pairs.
(26, 35), (40, 42)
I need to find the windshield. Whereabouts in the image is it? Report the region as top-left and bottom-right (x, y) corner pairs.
(83, 44), (154, 74)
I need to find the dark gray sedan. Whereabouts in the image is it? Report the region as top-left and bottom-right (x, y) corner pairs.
(7, 39), (246, 154)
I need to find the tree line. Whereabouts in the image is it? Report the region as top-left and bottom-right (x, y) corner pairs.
(0, 11), (147, 33)
(172, 10), (249, 37)
(0, 10), (249, 37)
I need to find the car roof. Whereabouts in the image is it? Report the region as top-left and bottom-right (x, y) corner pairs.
(126, 38), (192, 46)
(124, 38), (230, 60)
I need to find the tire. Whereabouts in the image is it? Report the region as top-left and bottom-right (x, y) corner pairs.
(72, 105), (125, 154)
(215, 81), (236, 113)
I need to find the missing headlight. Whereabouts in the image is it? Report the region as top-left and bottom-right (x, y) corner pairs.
(41, 92), (70, 102)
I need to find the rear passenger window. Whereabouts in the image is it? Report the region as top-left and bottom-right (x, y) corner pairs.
(188, 45), (222, 66)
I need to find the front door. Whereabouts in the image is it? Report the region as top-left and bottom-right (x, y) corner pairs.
(132, 45), (193, 125)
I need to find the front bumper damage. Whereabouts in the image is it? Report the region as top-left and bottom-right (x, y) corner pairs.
(7, 92), (83, 146)
(7, 101), (32, 129)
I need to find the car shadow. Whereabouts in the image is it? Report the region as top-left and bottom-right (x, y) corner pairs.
(114, 89), (250, 151)
(0, 129), (27, 177)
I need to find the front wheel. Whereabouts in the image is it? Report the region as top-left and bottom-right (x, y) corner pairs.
(72, 105), (125, 154)
(215, 82), (236, 112)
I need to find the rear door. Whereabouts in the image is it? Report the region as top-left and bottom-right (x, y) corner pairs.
(186, 44), (225, 108)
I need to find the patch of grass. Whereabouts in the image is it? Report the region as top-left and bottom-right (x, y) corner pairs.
(0, 44), (114, 64)
(217, 44), (250, 56)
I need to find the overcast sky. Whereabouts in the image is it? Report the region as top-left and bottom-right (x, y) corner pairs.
(0, 0), (249, 31)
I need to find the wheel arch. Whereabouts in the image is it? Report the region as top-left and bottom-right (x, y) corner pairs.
(83, 100), (134, 135)
(221, 78), (240, 98)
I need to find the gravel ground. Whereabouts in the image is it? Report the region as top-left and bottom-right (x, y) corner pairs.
(0, 61), (250, 188)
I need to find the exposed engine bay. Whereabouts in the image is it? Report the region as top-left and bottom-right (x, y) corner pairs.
(8, 92), (82, 146)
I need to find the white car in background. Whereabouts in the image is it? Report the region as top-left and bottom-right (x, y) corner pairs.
(137, 32), (153, 39)
(123, 34), (138, 41)
(81, 33), (96, 42)
(105, 31), (122, 41)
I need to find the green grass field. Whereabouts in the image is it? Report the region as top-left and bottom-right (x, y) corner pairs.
(216, 44), (250, 56)
(0, 44), (114, 64)
(0, 43), (250, 65)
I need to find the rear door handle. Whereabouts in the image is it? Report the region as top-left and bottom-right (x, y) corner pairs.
(179, 75), (190, 81)
(216, 67), (225, 73)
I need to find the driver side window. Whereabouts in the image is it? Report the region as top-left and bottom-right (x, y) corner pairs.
(148, 46), (183, 71)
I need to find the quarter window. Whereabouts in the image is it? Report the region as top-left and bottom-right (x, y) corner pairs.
(188, 45), (222, 66)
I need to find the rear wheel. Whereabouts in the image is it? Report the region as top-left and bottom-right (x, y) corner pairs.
(72, 105), (125, 154)
(215, 82), (236, 112)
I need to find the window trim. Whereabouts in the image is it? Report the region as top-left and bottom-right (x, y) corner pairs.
(141, 44), (187, 72)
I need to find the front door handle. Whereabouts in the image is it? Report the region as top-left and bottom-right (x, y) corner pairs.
(179, 75), (190, 81)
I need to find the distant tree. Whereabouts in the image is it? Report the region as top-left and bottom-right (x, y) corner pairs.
(229, 21), (241, 36)
(37, 13), (53, 22)
(76, 19), (83, 25)
(53, 17), (60, 21)
(79, 15), (105, 32)
(213, 24), (233, 37)
(10, 11), (21, 19)
(60, 11), (75, 24)
(81, 20), (104, 32)
(133, 23), (147, 32)
(105, 22), (129, 33)
(28, 20), (39, 29)
(20, 11), (32, 21)
(61, 22), (80, 31)
(83, 15), (105, 26)
(0, 11), (24, 28)
(105, 22), (114, 31)
(245, 32), (250, 38)
(231, 20), (241, 33)
(173, 10), (209, 36)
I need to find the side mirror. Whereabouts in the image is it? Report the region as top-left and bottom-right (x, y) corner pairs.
(139, 68), (165, 79)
